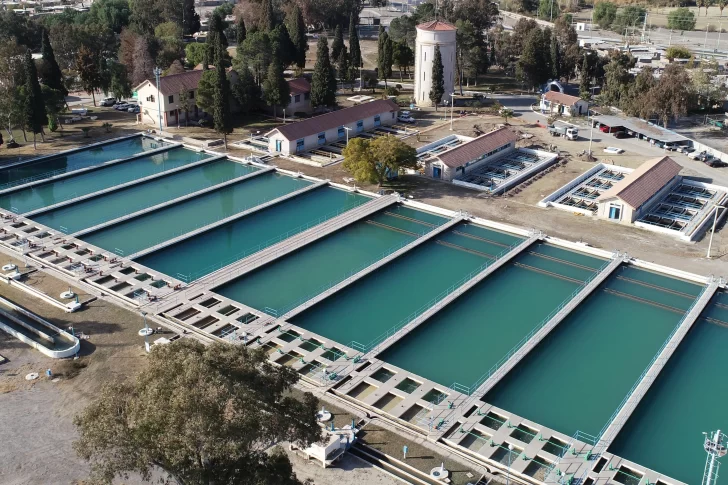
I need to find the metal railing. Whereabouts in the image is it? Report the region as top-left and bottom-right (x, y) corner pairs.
(347, 237), (526, 357)
(174, 200), (369, 283)
(449, 257), (615, 397)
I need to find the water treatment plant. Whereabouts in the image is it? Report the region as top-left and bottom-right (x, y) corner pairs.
(1, 133), (726, 485)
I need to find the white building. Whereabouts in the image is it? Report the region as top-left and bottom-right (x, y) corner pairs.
(265, 99), (399, 155)
(540, 91), (589, 117)
(414, 20), (457, 107)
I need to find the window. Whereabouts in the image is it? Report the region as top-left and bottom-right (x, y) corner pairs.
(374, 115), (381, 126)
(169, 110), (175, 116)
(356, 120), (364, 132)
(295, 94), (300, 103)
(304, 92), (310, 100)
(317, 132), (326, 145)
(391, 112), (395, 119)
(189, 90), (194, 99)
(608, 204), (622, 220)
(296, 139), (304, 152)
(168, 94), (174, 104)
(146, 95), (155, 102)
(338, 127), (345, 138)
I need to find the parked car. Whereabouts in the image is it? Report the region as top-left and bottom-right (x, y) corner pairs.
(664, 143), (679, 151)
(114, 103), (131, 110)
(100, 97), (116, 107)
(688, 150), (707, 160)
(604, 147), (625, 154)
(127, 105), (140, 114)
(398, 115), (416, 124)
(679, 146), (695, 155)
(613, 131), (628, 138)
(705, 157), (728, 168)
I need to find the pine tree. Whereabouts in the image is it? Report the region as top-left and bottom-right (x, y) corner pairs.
(182, 0), (201, 36)
(377, 28), (393, 88)
(310, 36), (336, 108)
(232, 61), (261, 114)
(286, 5), (307, 69)
(236, 17), (247, 45)
(263, 57), (290, 119)
(429, 45), (444, 110)
(550, 35), (560, 80)
(348, 13), (361, 69)
(331, 25), (344, 62)
(22, 50), (46, 148)
(213, 42), (232, 149)
(271, 24), (294, 68)
(40, 29), (67, 96)
(261, 0), (276, 32)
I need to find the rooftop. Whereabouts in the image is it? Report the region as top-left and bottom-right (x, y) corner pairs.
(288, 78), (311, 96)
(416, 20), (457, 31)
(268, 99), (399, 141)
(598, 156), (682, 209)
(436, 128), (520, 168)
(134, 70), (204, 96)
(543, 90), (584, 107)
(593, 115), (687, 143)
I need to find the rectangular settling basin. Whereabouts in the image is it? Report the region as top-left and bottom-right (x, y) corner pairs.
(0, 147), (210, 214)
(483, 266), (702, 438)
(289, 223), (524, 350)
(608, 291), (728, 485)
(378, 244), (606, 390)
(136, 186), (370, 281)
(0, 136), (167, 189)
(32, 159), (258, 234)
(80, 172), (312, 256)
(214, 206), (447, 314)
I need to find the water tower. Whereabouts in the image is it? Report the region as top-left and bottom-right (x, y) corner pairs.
(414, 20), (457, 107)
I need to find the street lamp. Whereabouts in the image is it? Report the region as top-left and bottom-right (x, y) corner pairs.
(153, 67), (163, 133)
(141, 311), (150, 352)
(283, 109), (286, 123)
(344, 126), (352, 145)
(588, 109), (595, 157)
(506, 443), (514, 485)
(450, 93), (455, 131)
(707, 205), (725, 259)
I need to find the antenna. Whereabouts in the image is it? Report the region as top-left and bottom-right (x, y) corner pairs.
(702, 430), (727, 485)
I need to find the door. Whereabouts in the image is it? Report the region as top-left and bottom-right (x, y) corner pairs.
(609, 205), (621, 220)
(433, 166), (442, 179)
(275, 139), (282, 152)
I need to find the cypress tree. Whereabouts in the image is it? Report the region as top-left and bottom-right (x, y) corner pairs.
(331, 24), (344, 62)
(348, 13), (361, 69)
(232, 60), (261, 114)
(337, 48), (351, 89)
(377, 28), (393, 88)
(261, 0), (276, 32)
(202, 47), (210, 71)
(23, 50), (47, 148)
(40, 29), (67, 96)
(263, 57), (290, 119)
(310, 36), (336, 108)
(286, 5), (307, 69)
(183, 0), (201, 36)
(213, 41), (232, 149)
(236, 17), (247, 45)
(550, 35), (560, 80)
(208, 13), (228, 63)
(579, 54), (590, 99)
(429, 45), (444, 110)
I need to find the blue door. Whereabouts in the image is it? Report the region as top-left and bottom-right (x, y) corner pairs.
(609, 206), (621, 220)
(275, 140), (282, 152)
(433, 166), (442, 179)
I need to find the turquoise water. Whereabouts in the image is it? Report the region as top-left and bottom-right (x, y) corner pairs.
(81, 172), (312, 256)
(379, 244), (606, 390)
(215, 206), (447, 314)
(32, 159), (257, 234)
(609, 291), (728, 484)
(484, 266), (702, 438)
(0, 147), (210, 214)
(290, 223), (524, 349)
(0, 136), (167, 188)
(137, 187), (370, 281)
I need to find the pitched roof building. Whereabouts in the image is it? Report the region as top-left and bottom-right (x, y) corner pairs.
(540, 90), (588, 116)
(436, 128), (520, 169)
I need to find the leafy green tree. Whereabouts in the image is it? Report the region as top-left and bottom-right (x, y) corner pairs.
(388, 15), (416, 48)
(537, 0), (558, 20)
(516, 28), (550, 90)
(41, 84), (65, 133)
(22, 50), (46, 148)
(213, 51), (233, 148)
(74, 340), (321, 485)
(348, 13), (361, 69)
(110, 61), (133, 100)
(377, 27), (393, 88)
(612, 6), (645, 34)
(623, 66), (657, 117)
(500, 107), (514, 124)
(455, 19), (489, 92)
(76, 45), (101, 106)
(331, 24), (344, 62)
(310, 36), (336, 108)
(646, 63), (693, 128)
(692, 59), (727, 111)
(155, 21), (185, 69)
(196, 69), (216, 111)
(237, 31), (272, 85)
(89, 0), (131, 34)
(263, 57), (290, 118)
(593, 1), (617, 29)
(0, 41), (26, 142)
(665, 45), (692, 61)
(40, 29), (67, 97)
(183, 0), (201, 35)
(392, 40), (413, 81)
(236, 16), (247, 45)
(185, 42), (207, 68)
(600, 56), (631, 108)
(231, 62), (261, 114)
(343, 135), (417, 186)
(429, 45), (445, 110)
(286, 5), (307, 69)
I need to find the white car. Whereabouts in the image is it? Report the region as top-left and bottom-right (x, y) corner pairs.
(604, 147), (624, 154)
(398, 115), (415, 124)
(100, 97), (116, 107)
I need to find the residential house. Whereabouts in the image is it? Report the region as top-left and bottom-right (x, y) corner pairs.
(540, 91), (589, 117)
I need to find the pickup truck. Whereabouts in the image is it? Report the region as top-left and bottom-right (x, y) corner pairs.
(548, 124), (579, 140)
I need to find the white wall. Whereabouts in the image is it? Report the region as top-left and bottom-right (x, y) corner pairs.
(414, 27), (456, 107)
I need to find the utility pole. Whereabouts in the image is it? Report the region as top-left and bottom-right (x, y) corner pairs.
(154, 67), (163, 133)
(707, 205), (725, 259)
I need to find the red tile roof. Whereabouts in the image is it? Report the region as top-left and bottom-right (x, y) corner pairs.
(269, 99), (399, 140)
(134, 70), (205, 96)
(543, 90), (584, 107)
(598, 156), (682, 209)
(417, 20), (457, 31)
(288, 77), (311, 95)
(436, 128), (520, 168)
